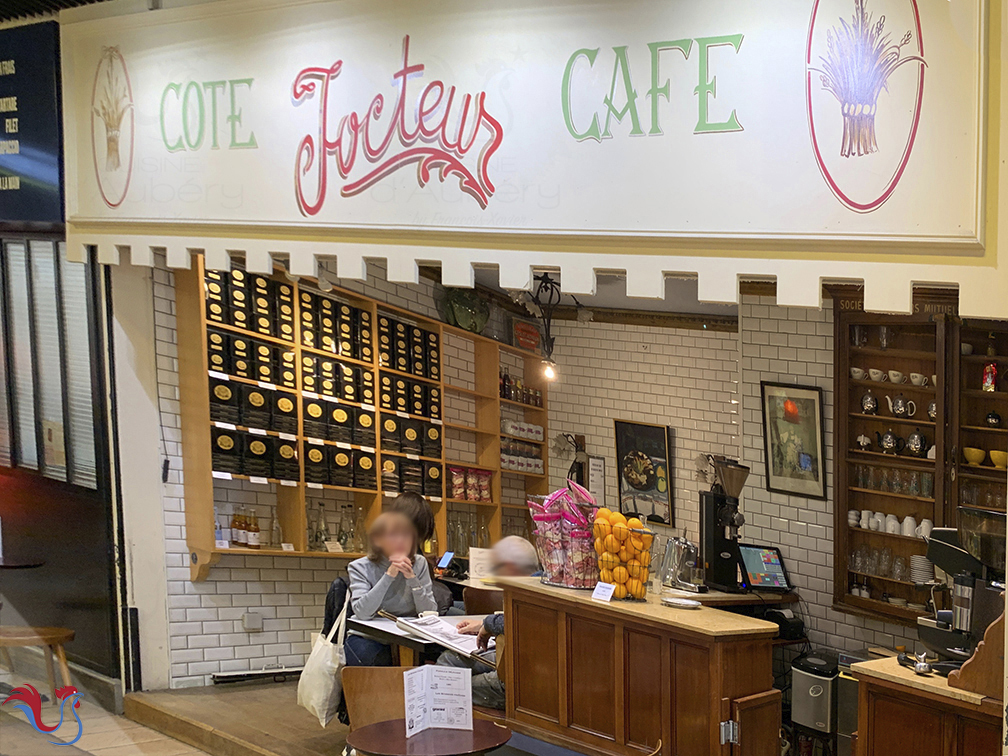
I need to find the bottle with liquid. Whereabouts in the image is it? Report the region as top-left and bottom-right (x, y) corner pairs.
(237, 506), (250, 547)
(230, 506), (242, 547)
(502, 370), (511, 400)
(478, 515), (490, 549)
(514, 377), (523, 404)
(428, 528), (439, 557)
(499, 370), (505, 399)
(247, 513), (261, 549)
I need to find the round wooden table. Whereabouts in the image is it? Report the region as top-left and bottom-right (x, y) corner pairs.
(346, 719), (511, 756)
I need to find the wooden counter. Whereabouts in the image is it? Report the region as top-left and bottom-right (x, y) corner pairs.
(499, 577), (780, 756)
(851, 657), (1002, 756)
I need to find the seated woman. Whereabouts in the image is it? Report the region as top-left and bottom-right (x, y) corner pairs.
(345, 511), (437, 666)
(436, 536), (540, 709)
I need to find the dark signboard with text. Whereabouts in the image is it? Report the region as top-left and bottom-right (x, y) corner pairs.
(0, 21), (63, 226)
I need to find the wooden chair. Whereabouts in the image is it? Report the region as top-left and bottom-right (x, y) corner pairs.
(0, 627), (74, 706)
(341, 666), (409, 731)
(463, 587), (503, 615)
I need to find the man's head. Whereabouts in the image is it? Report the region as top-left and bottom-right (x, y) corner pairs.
(490, 536), (539, 577)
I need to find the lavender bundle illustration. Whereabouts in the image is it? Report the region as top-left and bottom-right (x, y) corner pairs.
(92, 47), (131, 171)
(815, 0), (925, 158)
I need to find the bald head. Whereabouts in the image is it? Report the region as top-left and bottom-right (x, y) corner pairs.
(491, 536), (540, 577)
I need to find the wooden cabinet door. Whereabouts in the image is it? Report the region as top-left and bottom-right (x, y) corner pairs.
(866, 694), (945, 756)
(512, 602), (560, 722)
(732, 689), (781, 756)
(958, 717), (1001, 755)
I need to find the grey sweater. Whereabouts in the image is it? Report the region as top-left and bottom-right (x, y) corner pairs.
(347, 555), (437, 620)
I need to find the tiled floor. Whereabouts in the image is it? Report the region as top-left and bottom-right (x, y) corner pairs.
(1, 675), (208, 756)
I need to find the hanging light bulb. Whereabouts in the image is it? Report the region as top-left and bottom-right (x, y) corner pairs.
(542, 359), (557, 381)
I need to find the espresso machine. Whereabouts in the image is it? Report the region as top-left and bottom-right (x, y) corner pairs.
(916, 507), (1005, 673)
(700, 456), (751, 593)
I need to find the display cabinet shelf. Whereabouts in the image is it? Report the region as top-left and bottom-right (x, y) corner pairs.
(848, 571), (933, 588)
(445, 498), (497, 508)
(850, 346), (938, 360)
(961, 424), (1008, 434)
(500, 432), (544, 444)
(849, 378), (936, 395)
(833, 302), (948, 626)
(500, 397), (546, 412)
(847, 526), (929, 545)
(846, 487), (935, 504)
(177, 254), (547, 580)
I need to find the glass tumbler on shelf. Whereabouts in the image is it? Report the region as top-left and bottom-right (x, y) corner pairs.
(921, 472), (934, 499)
(907, 471), (920, 498)
(890, 469), (902, 495)
(878, 468), (891, 493)
(866, 548), (880, 576)
(879, 325), (895, 350)
(852, 324), (868, 347)
(892, 557), (908, 582)
(879, 547), (893, 578)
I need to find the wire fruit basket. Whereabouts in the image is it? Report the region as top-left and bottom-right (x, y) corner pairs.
(592, 509), (655, 600)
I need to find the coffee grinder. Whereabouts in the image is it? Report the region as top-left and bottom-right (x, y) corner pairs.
(700, 455), (751, 593)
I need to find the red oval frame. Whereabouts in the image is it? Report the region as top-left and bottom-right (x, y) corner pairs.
(90, 49), (135, 209)
(806, 0), (925, 214)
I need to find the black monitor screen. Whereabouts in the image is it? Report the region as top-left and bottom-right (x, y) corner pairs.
(739, 545), (790, 590)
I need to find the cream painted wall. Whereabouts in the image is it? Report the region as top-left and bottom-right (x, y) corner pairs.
(109, 264), (171, 690)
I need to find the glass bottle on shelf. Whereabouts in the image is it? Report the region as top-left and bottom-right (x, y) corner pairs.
(352, 505), (367, 552)
(237, 506), (249, 547)
(502, 370), (511, 400)
(270, 514), (283, 548)
(316, 504), (332, 549)
(230, 506), (242, 547)
(429, 528), (439, 557)
(247, 513), (261, 549)
(214, 509), (224, 544)
(988, 332), (998, 357)
(336, 506), (349, 549)
(478, 515), (490, 549)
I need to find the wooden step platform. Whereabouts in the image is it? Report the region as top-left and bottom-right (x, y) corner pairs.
(125, 682), (512, 756)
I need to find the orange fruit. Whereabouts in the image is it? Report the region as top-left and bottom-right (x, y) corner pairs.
(627, 517), (644, 531)
(638, 567), (650, 584)
(612, 522), (630, 542)
(594, 537), (604, 555)
(638, 549), (652, 567)
(627, 558), (643, 579)
(629, 579), (647, 600)
(609, 511), (627, 528)
(593, 518), (612, 540)
(599, 568), (614, 584)
(629, 534), (645, 552)
(612, 583), (628, 599)
(603, 534), (621, 554)
(612, 565), (629, 585)
(640, 531), (654, 549)
(599, 552), (619, 571)
(595, 508), (613, 522)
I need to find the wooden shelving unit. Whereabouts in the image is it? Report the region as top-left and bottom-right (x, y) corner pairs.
(177, 255), (547, 580)
(950, 320), (1008, 515)
(834, 309), (949, 625)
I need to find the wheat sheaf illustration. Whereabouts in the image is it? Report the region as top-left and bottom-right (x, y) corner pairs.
(815, 0), (925, 158)
(92, 47), (132, 171)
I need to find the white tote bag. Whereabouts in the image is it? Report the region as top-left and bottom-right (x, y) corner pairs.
(298, 602), (348, 727)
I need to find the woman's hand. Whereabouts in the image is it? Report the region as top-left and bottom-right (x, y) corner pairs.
(386, 561), (401, 578)
(455, 619), (482, 635)
(391, 555), (415, 579)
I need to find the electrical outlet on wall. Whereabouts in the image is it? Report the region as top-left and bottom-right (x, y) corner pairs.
(241, 612), (263, 632)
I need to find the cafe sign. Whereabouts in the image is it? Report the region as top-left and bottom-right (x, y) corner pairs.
(60, 0), (986, 249)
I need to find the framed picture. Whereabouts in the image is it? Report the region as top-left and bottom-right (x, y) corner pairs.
(613, 420), (674, 525)
(759, 381), (827, 500)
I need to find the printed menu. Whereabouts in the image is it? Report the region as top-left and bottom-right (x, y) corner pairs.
(403, 666), (472, 737)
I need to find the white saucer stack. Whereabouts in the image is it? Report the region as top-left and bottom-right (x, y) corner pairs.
(910, 554), (934, 584)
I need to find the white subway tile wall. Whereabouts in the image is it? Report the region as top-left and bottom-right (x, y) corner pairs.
(545, 319), (741, 541)
(153, 256), (917, 687)
(738, 295), (917, 660)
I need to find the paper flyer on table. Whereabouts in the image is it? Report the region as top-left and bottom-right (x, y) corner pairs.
(467, 547), (493, 579)
(404, 666), (472, 737)
(396, 614), (495, 657)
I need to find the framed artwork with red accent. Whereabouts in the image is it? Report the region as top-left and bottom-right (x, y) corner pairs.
(760, 381), (827, 500)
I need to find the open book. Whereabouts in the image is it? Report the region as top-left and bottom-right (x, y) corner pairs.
(384, 613), (496, 668)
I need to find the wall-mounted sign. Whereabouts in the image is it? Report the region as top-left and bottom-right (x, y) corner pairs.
(61, 0), (985, 249)
(0, 21), (63, 225)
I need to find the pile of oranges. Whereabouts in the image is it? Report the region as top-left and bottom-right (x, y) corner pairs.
(592, 508), (654, 599)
